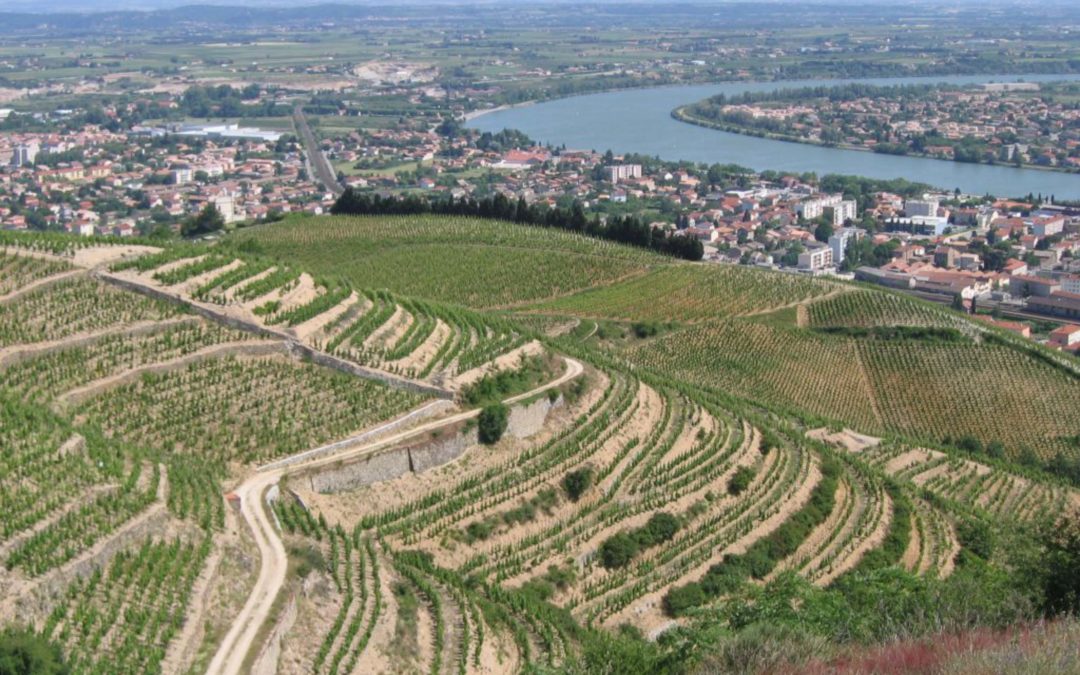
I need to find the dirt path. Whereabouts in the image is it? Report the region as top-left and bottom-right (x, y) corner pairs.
(206, 356), (583, 675)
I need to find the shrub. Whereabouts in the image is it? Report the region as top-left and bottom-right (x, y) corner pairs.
(465, 520), (495, 542)
(0, 628), (67, 675)
(728, 466), (755, 496)
(663, 582), (706, 617)
(600, 533), (640, 569)
(563, 467), (594, 502)
(957, 518), (995, 560)
(637, 512), (680, 547)
(631, 321), (661, 338)
(477, 403), (509, 444)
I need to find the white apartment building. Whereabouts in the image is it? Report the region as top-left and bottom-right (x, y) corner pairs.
(607, 164), (642, 184)
(826, 199), (858, 226)
(828, 226), (865, 265)
(798, 245), (834, 272)
(10, 143), (39, 167)
(798, 193), (843, 220)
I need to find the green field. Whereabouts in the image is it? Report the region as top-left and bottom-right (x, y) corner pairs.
(230, 214), (660, 308)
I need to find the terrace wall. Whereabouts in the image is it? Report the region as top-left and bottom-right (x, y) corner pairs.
(306, 395), (562, 493)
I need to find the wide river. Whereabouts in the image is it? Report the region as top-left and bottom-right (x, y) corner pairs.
(468, 74), (1080, 199)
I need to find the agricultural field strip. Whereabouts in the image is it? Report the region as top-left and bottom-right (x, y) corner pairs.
(42, 537), (211, 674)
(0, 319), (262, 404)
(0, 268), (84, 305)
(205, 356), (584, 675)
(532, 264), (843, 323)
(79, 355), (430, 464)
(860, 443), (1071, 523)
(0, 275), (183, 350)
(107, 251), (525, 388)
(586, 431), (818, 625)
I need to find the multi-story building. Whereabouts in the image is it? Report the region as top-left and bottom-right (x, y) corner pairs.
(10, 143), (39, 167)
(607, 164), (642, 184)
(798, 193), (843, 220)
(904, 198), (939, 217)
(826, 199), (858, 226)
(798, 244), (833, 272)
(828, 226), (865, 265)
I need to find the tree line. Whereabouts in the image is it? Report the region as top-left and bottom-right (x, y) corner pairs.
(330, 189), (704, 261)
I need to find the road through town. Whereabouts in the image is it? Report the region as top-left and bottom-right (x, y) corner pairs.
(292, 105), (343, 196)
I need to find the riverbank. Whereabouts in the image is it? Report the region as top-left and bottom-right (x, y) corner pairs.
(468, 74), (1080, 199)
(671, 105), (1080, 177)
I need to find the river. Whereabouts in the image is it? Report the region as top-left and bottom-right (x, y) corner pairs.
(468, 74), (1080, 200)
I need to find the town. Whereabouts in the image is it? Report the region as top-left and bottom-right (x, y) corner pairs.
(3, 93), (1080, 353)
(679, 81), (1080, 171)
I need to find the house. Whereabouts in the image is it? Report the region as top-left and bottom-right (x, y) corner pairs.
(1028, 292), (1080, 321)
(1049, 324), (1080, 351)
(1002, 259), (1029, 276)
(933, 246), (959, 269)
(1009, 275), (1060, 298)
(975, 315), (1031, 338)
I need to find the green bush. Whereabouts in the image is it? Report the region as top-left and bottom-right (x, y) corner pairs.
(477, 403), (509, 444)
(637, 512), (680, 547)
(728, 466), (755, 495)
(663, 582), (706, 617)
(0, 628), (67, 675)
(600, 532), (640, 569)
(563, 467), (594, 502)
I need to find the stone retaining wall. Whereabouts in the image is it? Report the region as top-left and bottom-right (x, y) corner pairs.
(305, 395), (561, 494)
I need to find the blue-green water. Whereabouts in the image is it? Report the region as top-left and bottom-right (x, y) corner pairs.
(469, 74), (1080, 199)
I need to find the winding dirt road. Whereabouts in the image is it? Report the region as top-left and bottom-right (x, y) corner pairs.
(206, 356), (583, 675)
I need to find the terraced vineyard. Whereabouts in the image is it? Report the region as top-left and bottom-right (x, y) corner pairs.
(107, 248), (532, 386)
(0, 240), (444, 673)
(2, 221), (1079, 675)
(0, 250), (73, 298)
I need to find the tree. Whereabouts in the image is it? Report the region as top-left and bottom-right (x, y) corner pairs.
(600, 532), (639, 569)
(1038, 508), (1080, 616)
(0, 628), (68, 675)
(728, 466), (755, 496)
(477, 403), (509, 445)
(814, 221), (834, 243)
(180, 203), (225, 238)
(951, 293), (965, 312)
(563, 468), (593, 502)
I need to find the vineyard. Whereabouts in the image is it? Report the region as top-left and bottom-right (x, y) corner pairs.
(625, 318), (883, 431)
(229, 214), (659, 308)
(532, 264), (843, 323)
(106, 247), (532, 386)
(805, 289), (972, 332)
(1, 222), (1078, 675)
(0, 241), (449, 673)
